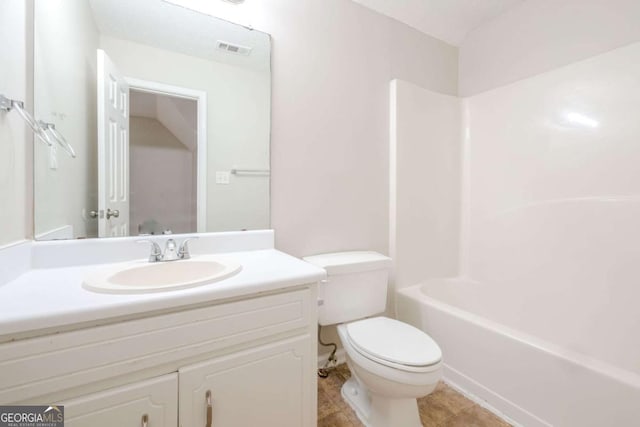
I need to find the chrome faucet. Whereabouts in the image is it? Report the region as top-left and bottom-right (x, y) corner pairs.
(162, 239), (179, 261)
(137, 237), (199, 262)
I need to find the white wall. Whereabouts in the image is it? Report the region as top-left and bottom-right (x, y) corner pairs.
(253, 0), (459, 257)
(0, 1), (28, 246)
(33, 0), (99, 238)
(459, 0), (640, 96)
(241, 0), (456, 352)
(100, 35), (270, 233)
(130, 116), (196, 235)
(390, 80), (461, 292)
(236, 0), (456, 349)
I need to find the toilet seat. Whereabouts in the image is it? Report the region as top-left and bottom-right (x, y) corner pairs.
(345, 317), (442, 373)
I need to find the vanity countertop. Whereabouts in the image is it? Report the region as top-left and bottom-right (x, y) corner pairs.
(0, 248), (325, 342)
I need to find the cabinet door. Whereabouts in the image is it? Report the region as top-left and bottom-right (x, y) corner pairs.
(62, 374), (177, 427)
(179, 335), (314, 427)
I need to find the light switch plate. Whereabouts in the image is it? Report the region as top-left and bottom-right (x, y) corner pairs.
(216, 171), (230, 184)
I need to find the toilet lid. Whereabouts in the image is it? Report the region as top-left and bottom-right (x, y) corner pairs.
(346, 317), (442, 367)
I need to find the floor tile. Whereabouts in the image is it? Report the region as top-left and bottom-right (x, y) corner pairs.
(418, 381), (476, 426)
(318, 411), (357, 427)
(317, 364), (511, 427)
(442, 404), (512, 427)
(318, 383), (340, 420)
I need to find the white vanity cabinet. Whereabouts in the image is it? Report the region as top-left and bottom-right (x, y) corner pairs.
(62, 374), (178, 427)
(179, 336), (313, 427)
(0, 285), (318, 427)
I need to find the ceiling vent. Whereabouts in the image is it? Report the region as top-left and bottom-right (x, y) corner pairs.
(216, 40), (252, 56)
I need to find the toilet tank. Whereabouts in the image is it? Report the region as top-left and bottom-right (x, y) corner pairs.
(303, 251), (392, 326)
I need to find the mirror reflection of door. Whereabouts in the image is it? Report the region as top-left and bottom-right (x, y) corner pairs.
(97, 49), (130, 237)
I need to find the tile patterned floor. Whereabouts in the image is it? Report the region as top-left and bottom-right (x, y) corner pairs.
(318, 364), (512, 427)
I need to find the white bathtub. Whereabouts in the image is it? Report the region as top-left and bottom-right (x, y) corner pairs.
(396, 278), (640, 427)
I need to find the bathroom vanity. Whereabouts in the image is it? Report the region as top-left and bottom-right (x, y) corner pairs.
(0, 231), (324, 427)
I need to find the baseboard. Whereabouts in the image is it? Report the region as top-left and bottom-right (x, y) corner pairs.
(318, 348), (347, 369)
(443, 364), (551, 427)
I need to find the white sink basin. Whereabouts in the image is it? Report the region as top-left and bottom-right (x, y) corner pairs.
(83, 256), (242, 294)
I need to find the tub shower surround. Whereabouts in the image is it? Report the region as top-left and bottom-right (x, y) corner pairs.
(393, 41), (640, 426)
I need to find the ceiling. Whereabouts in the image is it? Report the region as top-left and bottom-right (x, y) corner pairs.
(130, 91), (197, 150)
(89, 0), (270, 71)
(351, 0), (524, 46)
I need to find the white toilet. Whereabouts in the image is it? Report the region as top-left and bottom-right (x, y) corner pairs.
(304, 251), (442, 427)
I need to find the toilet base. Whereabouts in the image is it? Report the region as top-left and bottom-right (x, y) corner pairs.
(341, 376), (422, 427)
(341, 377), (372, 425)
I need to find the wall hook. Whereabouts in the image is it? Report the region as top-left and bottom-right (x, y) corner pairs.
(0, 94), (53, 147)
(39, 121), (76, 158)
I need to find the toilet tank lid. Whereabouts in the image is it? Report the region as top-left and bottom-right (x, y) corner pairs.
(302, 251), (391, 275)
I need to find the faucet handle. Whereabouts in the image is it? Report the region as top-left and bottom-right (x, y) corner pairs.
(178, 237), (199, 260)
(162, 239), (179, 261)
(136, 239), (162, 262)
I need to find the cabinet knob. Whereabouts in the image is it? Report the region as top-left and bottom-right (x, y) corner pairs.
(206, 390), (213, 427)
(141, 414), (148, 427)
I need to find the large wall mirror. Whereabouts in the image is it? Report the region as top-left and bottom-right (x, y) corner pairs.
(33, 0), (271, 240)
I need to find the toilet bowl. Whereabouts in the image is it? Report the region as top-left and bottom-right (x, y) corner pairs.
(337, 317), (442, 427)
(302, 251), (443, 427)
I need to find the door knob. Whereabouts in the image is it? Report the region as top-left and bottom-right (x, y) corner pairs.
(106, 208), (120, 219)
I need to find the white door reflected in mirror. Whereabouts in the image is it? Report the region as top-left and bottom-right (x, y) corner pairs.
(97, 49), (130, 237)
